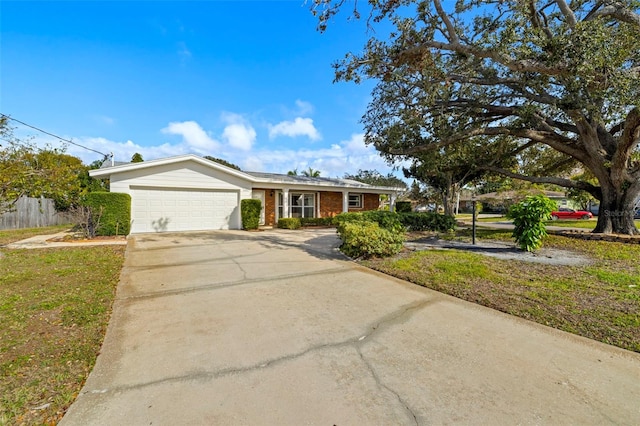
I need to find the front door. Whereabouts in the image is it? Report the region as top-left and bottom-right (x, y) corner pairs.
(251, 190), (265, 225)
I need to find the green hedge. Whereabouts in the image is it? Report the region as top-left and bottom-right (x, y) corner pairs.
(334, 211), (404, 233)
(336, 221), (405, 259)
(277, 217), (301, 229)
(83, 192), (131, 236)
(300, 217), (334, 227)
(398, 212), (456, 232)
(395, 201), (412, 213)
(241, 199), (262, 230)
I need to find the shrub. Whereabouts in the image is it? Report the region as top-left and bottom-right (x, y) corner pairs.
(300, 217), (334, 227)
(333, 212), (365, 227)
(506, 195), (557, 252)
(395, 201), (412, 213)
(241, 199), (262, 230)
(398, 212), (456, 232)
(83, 192), (130, 236)
(336, 221), (405, 259)
(362, 210), (404, 232)
(278, 217), (301, 229)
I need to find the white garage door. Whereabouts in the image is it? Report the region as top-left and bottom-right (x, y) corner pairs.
(131, 188), (238, 233)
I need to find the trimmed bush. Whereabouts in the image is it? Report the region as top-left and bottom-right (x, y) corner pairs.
(398, 212), (456, 232)
(83, 192), (131, 236)
(337, 221), (405, 259)
(333, 212), (365, 227)
(361, 210), (404, 232)
(241, 199), (262, 230)
(300, 217), (334, 227)
(395, 201), (412, 213)
(506, 195), (557, 252)
(277, 217), (301, 229)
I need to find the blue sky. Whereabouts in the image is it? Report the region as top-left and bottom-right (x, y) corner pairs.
(1, 1), (401, 178)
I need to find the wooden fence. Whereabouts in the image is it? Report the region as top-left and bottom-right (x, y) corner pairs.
(0, 196), (69, 230)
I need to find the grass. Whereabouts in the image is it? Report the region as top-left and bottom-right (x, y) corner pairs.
(0, 224), (71, 246)
(364, 228), (640, 353)
(0, 227), (125, 425)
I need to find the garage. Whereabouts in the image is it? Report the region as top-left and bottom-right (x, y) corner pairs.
(131, 188), (239, 233)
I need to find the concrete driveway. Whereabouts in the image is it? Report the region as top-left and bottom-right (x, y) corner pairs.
(61, 229), (640, 425)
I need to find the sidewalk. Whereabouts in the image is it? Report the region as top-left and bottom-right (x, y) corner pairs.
(4, 231), (128, 249)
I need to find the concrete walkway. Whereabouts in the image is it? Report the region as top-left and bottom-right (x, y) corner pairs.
(60, 229), (640, 425)
(4, 231), (127, 249)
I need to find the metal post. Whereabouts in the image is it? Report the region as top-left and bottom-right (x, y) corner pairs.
(472, 195), (476, 245)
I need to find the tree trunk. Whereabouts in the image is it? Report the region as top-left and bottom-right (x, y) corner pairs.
(593, 183), (639, 235)
(442, 176), (458, 216)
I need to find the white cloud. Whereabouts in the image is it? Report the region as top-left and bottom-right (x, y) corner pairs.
(25, 124), (404, 183)
(221, 113), (256, 151)
(177, 41), (191, 63)
(236, 133), (401, 178)
(161, 121), (220, 152)
(268, 117), (321, 141)
(295, 99), (314, 115)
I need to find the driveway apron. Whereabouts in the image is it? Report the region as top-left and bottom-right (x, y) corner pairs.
(61, 229), (640, 425)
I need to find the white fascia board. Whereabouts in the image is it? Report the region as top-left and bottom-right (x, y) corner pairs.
(89, 154), (258, 183)
(251, 177), (403, 194)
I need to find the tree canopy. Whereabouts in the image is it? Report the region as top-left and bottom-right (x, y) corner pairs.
(344, 169), (406, 188)
(0, 117), (86, 213)
(314, 0), (640, 234)
(203, 155), (242, 171)
(301, 167), (321, 177)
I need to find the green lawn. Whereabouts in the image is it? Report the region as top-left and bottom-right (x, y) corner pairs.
(0, 227), (125, 425)
(365, 229), (640, 353)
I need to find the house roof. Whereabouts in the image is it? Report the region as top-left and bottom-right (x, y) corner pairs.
(89, 154), (404, 193)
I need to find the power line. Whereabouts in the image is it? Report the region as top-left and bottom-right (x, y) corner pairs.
(0, 113), (111, 159)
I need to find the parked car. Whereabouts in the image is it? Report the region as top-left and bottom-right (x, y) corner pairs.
(635, 209), (640, 219)
(550, 208), (593, 220)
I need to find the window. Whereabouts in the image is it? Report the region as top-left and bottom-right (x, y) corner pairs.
(278, 192), (316, 219)
(348, 194), (362, 208)
(291, 193), (315, 218)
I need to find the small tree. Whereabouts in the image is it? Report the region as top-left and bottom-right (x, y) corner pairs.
(507, 195), (557, 252)
(68, 204), (103, 238)
(131, 153), (144, 163)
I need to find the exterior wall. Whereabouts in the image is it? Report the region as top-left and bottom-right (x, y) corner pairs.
(109, 161), (252, 230)
(362, 193), (380, 211)
(253, 188), (277, 226)
(319, 192), (343, 218)
(318, 191), (381, 216)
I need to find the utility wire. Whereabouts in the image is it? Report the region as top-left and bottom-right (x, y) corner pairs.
(0, 113), (111, 159)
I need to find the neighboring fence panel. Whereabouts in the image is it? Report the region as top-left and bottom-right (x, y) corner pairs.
(0, 196), (69, 230)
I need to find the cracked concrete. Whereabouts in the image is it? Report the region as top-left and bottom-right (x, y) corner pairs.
(60, 229), (640, 425)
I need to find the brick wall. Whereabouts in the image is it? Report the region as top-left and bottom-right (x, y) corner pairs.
(319, 192), (343, 218)
(362, 193), (380, 211)
(253, 188), (276, 226)
(319, 191), (381, 216)
(257, 190), (383, 223)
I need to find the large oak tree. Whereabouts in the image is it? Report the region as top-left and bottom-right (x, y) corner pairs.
(313, 0), (640, 234)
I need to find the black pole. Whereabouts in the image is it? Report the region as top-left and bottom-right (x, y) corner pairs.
(472, 200), (476, 245)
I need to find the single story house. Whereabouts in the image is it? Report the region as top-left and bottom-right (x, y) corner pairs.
(89, 154), (403, 234)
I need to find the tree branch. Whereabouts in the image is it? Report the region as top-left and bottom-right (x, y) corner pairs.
(480, 165), (600, 197)
(585, 2), (640, 26)
(556, 0), (578, 28)
(612, 107), (640, 173)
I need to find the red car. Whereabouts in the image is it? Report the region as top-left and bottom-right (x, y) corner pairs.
(550, 208), (593, 220)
